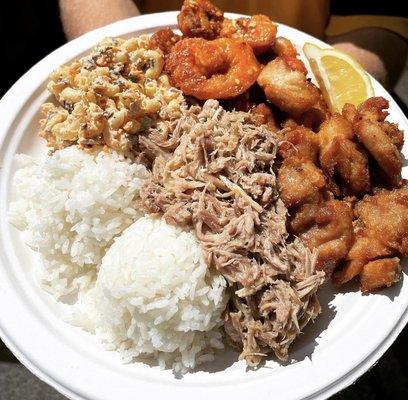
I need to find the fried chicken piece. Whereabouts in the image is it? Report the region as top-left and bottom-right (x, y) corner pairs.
(257, 37), (322, 118)
(149, 28), (181, 55)
(332, 259), (366, 287)
(382, 121), (404, 150)
(345, 96), (388, 122)
(318, 114), (370, 195)
(333, 186), (408, 287)
(342, 97), (403, 187)
(278, 161), (326, 207)
(354, 121), (402, 186)
(354, 187), (408, 255)
(297, 96), (330, 131)
(360, 257), (402, 293)
(291, 200), (354, 274)
(279, 127), (320, 161)
(282, 97), (330, 132)
(177, 0), (224, 40)
(277, 127), (354, 274)
(343, 97), (403, 146)
(289, 203), (317, 234)
(348, 236), (395, 264)
(272, 37), (308, 74)
(332, 237), (396, 287)
(257, 58), (321, 117)
(277, 128), (326, 207)
(250, 103), (279, 132)
(278, 128), (353, 274)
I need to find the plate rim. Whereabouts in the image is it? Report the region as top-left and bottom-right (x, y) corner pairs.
(1, 11), (408, 400)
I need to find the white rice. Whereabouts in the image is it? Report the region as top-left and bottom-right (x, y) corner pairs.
(8, 146), (150, 299)
(9, 147), (227, 372)
(72, 216), (227, 373)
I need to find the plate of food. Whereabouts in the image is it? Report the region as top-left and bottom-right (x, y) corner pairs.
(0, 1), (407, 399)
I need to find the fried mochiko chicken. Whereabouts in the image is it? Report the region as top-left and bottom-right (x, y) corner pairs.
(291, 200), (354, 274)
(277, 127), (326, 207)
(342, 97), (404, 187)
(360, 258), (401, 293)
(277, 127), (354, 274)
(333, 186), (408, 291)
(250, 103), (280, 132)
(257, 58), (321, 117)
(318, 114), (371, 196)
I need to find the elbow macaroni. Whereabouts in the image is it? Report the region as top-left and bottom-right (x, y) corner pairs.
(40, 36), (185, 152)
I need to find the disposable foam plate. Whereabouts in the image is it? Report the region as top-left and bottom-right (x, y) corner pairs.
(0, 12), (407, 400)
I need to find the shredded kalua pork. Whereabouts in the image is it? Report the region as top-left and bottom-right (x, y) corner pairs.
(139, 100), (325, 366)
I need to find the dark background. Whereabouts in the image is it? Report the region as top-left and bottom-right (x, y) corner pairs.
(1, 1), (407, 399)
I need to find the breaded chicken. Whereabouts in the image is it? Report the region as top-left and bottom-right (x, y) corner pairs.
(360, 257), (401, 293)
(277, 127), (326, 207)
(333, 186), (408, 288)
(382, 121), (404, 150)
(250, 103), (280, 132)
(278, 160), (326, 207)
(342, 97), (403, 187)
(277, 127), (354, 274)
(318, 114), (370, 195)
(297, 96), (331, 131)
(279, 127), (320, 160)
(354, 121), (402, 186)
(354, 187), (408, 255)
(292, 200), (354, 274)
(345, 96), (388, 123)
(343, 97), (403, 149)
(272, 37), (308, 74)
(257, 58), (321, 117)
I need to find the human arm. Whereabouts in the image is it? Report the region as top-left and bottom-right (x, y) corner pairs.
(59, 0), (140, 40)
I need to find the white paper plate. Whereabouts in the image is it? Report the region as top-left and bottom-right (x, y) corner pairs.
(0, 12), (407, 400)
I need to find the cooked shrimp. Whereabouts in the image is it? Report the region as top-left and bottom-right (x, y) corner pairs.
(149, 28), (181, 55)
(272, 37), (308, 74)
(165, 38), (261, 100)
(177, 0), (224, 40)
(220, 15), (277, 55)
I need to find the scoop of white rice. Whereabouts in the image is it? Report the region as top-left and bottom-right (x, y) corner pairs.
(9, 147), (227, 372)
(75, 216), (227, 373)
(8, 146), (150, 299)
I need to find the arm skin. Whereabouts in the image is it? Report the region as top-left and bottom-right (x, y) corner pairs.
(59, 0), (140, 40)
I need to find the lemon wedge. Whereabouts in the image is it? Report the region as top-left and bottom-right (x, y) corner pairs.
(303, 43), (374, 113)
